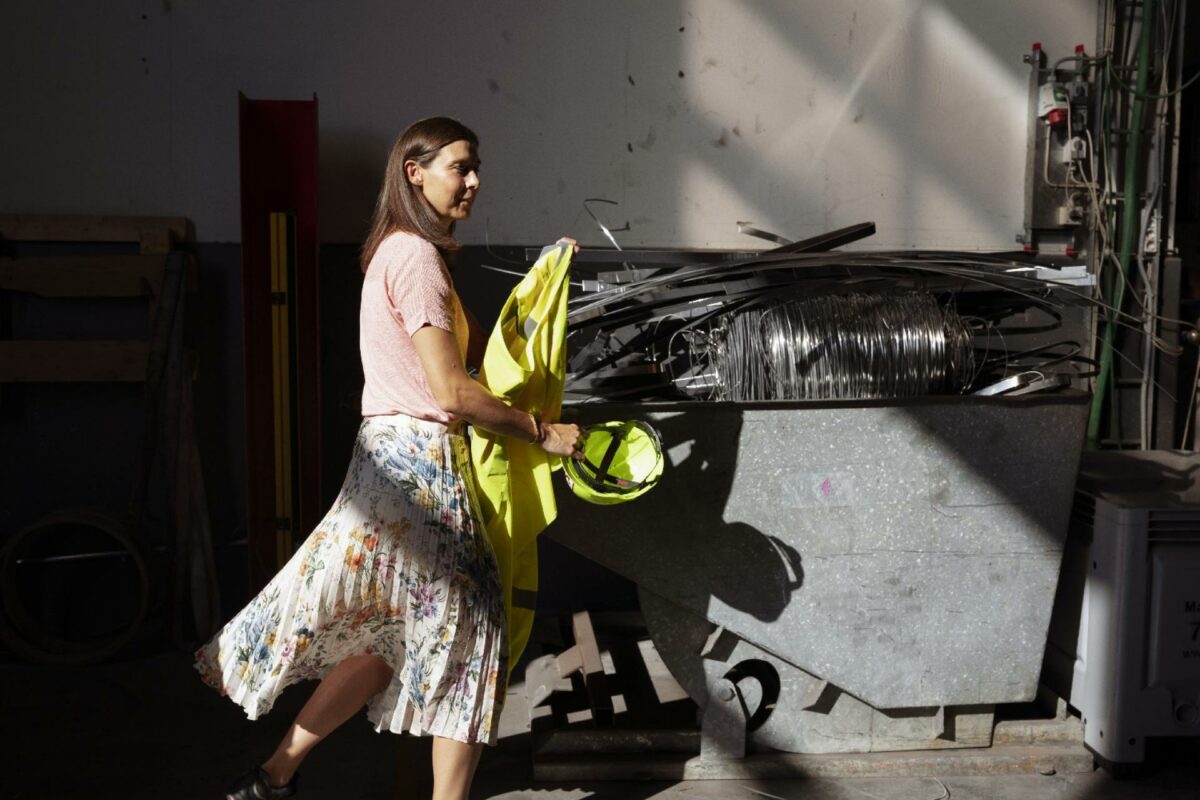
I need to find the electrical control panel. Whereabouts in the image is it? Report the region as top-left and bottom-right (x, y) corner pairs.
(1019, 44), (1096, 258)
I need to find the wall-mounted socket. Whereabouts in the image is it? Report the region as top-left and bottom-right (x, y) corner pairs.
(1056, 205), (1086, 226)
(1062, 136), (1088, 163)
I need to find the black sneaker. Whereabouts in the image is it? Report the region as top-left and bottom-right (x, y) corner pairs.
(225, 767), (298, 799)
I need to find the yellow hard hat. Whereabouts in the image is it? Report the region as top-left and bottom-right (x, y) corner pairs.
(563, 420), (664, 505)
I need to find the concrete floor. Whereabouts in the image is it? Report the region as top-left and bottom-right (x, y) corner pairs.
(2, 651), (1197, 800)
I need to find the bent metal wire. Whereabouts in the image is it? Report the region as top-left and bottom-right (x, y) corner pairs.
(693, 292), (976, 401)
(554, 220), (1167, 401)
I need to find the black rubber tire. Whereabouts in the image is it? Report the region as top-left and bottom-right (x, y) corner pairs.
(0, 508), (150, 665)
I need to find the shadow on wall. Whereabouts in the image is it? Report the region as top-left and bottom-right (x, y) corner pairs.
(658, 1), (1040, 248)
(318, 126), (391, 245)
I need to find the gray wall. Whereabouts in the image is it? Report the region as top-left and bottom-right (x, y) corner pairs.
(4, 1), (1098, 248)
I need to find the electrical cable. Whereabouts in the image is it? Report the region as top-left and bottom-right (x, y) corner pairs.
(1105, 58), (1200, 99)
(1180, 349), (1200, 448)
(482, 217), (530, 266)
(1088, 0), (1159, 448)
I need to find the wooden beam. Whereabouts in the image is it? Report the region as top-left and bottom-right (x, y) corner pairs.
(0, 256), (171, 297)
(571, 611), (615, 726)
(0, 215), (193, 252)
(0, 341), (149, 382)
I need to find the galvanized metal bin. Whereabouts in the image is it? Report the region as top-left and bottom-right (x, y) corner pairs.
(1044, 449), (1200, 766)
(547, 392), (1090, 754)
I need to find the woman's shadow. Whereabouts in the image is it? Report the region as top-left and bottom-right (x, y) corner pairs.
(553, 404), (804, 625)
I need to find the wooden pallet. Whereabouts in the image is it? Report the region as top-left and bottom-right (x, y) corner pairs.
(0, 214), (194, 383)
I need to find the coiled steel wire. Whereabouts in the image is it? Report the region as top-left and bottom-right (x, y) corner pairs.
(701, 292), (975, 401)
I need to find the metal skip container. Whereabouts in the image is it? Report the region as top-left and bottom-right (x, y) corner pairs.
(549, 392), (1091, 754)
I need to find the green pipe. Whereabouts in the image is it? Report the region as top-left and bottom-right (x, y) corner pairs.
(1087, 0), (1156, 448)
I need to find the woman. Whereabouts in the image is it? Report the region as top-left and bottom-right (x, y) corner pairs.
(195, 116), (581, 800)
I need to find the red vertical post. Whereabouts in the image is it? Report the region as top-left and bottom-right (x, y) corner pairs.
(238, 93), (321, 591)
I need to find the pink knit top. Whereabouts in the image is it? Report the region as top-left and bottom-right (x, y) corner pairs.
(360, 231), (468, 422)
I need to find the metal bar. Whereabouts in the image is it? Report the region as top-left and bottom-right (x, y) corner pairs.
(527, 247), (762, 265)
(536, 221), (879, 267)
(13, 544), (169, 565)
(770, 221), (877, 254)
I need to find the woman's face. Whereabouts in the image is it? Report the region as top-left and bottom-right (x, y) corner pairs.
(406, 139), (480, 231)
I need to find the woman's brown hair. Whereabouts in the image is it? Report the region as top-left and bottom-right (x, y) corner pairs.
(360, 116), (479, 272)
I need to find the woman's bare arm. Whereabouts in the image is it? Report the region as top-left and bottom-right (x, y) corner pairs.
(411, 325), (579, 456)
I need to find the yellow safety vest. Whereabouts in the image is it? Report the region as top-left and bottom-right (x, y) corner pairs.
(470, 241), (573, 675)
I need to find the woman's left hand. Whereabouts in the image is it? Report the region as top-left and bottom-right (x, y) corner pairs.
(540, 422), (583, 459)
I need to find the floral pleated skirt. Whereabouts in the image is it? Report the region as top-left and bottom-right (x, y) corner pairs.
(195, 414), (508, 744)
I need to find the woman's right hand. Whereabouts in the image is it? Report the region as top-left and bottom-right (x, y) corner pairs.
(540, 422), (583, 459)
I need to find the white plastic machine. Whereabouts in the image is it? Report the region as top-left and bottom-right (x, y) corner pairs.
(1044, 449), (1200, 766)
